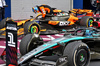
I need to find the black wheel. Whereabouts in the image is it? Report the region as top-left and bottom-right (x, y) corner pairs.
(63, 41), (90, 66)
(0, 18), (7, 29)
(24, 21), (41, 35)
(19, 34), (43, 55)
(80, 16), (94, 27)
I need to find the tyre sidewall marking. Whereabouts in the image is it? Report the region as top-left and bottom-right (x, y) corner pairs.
(31, 26), (38, 33)
(28, 22), (40, 34)
(73, 44), (90, 66)
(86, 17), (93, 27)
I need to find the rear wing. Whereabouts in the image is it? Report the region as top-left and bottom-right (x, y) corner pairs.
(69, 9), (93, 16)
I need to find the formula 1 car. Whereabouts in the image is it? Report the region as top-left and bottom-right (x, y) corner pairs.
(23, 10), (94, 35)
(0, 7), (94, 36)
(16, 27), (100, 66)
(0, 18), (34, 38)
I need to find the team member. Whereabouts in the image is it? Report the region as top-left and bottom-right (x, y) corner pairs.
(94, 0), (100, 17)
(0, 0), (7, 20)
(32, 5), (53, 19)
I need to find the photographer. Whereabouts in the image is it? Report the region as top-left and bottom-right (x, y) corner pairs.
(0, 0), (7, 20)
(94, 0), (100, 17)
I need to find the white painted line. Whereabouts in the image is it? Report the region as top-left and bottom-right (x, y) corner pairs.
(4, 41), (6, 43)
(0, 46), (5, 49)
(55, 34), (63, 37)
(42, 38), (51, 40)
(0, 46), (19, 49)
(47, 35), (55, 40)
(4, 39), (21, 43)
(0, 64), (5, 66)
(18, 40), (21, 42)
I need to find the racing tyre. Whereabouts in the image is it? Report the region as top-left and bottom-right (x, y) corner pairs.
(63, 41), (90, 66)
(24, 21), (41, 35)
(19, 34), (43, 55)
(0, 18), (7, 29)
(80, 16), (94, 27)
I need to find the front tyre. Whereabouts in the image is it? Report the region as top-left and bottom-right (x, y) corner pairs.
(63, 41), (90, 66)
(19, 34), (43, 55)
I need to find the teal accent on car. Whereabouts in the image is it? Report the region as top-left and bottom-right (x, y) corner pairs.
(34, 36), (94, 56)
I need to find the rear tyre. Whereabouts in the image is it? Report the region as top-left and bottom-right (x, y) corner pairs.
(0, 18), (7, 29)
(19, 34), (43, 55)
(63, 41), (90, 66)
(24, 21), (41, 35)
(80, 16), (94, 27)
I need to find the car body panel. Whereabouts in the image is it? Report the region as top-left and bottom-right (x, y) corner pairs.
(0, 9), (94, 36)
(18, 34), (100, 64)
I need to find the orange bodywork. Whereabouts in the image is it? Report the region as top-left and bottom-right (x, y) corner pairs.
(85, 12), (93, 16)
(0, 28), (24, 36)
(70, 9), (92, 14)
(0, 19), (34, 36)
(48, 15), (78, 26)
(0, 14), (37, 37)
(48, 21), (59, 25)
(68, 15), (78, 25)
(53, 10), (62, 13)
(17, 19), (33, 26)
(0, 9), (93, 37)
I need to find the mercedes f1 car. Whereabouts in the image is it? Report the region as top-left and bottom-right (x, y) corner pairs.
(14, 27), (100, 66)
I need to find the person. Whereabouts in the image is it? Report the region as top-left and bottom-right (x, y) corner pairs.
(32, 5), (53, 19)
(94, 0), (100, 17)
(0, 0), (7, 20)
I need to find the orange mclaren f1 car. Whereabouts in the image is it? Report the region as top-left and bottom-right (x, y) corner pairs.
(0, 8), (94, 36)
(21, 8), (94, 34)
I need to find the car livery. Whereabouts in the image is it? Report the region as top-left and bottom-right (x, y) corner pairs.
(18, 28), (100, 66)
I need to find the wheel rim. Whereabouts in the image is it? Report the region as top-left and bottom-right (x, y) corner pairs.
(88, 18), (93, 27)
(27, 37), (43, 53)
(30, 23), (40, 34)
(27, 39), (38, 52)
(76, 49), (88, 66)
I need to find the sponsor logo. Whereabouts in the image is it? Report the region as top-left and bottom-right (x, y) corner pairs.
(59, 21), (70, 26)
(56, 56), (68, 66)
(6, 23), (17, 30)
(7, 26), (17, 31)
(58, 57), (68, 63)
